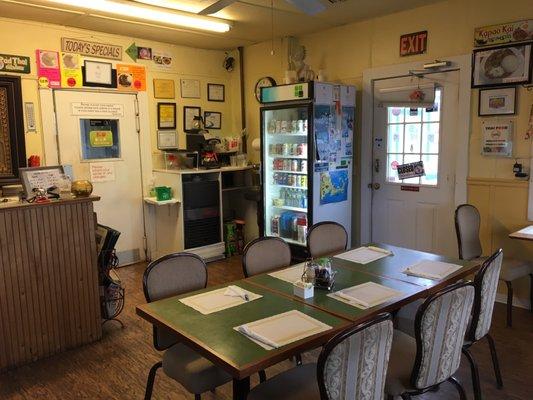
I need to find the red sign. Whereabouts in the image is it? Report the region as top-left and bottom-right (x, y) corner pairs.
(401, 185), (420, 192)
(400, 31), (428, 57)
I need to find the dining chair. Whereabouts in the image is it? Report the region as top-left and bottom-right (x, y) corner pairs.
(462, 249), (504, 400)
(247, 313), (393, 400)
(306, 221), (348, 258)
(142, 252), (232, 400)
(455, 204), (533, 327)
(385, 281), (475, 400)
(242, 236), (292, 277)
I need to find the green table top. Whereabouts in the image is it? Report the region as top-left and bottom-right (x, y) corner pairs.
(247, 264), (422, 321)
(136, 280), (349, 379)
(332, 243), (478, 287)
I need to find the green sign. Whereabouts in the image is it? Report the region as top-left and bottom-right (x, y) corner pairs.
(125, 42), (138, 62)
(0, 54), (30, 74)
(89, 130), (113, 147)
(294, 84), (304, 98)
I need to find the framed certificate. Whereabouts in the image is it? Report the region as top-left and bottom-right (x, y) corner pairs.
(157, 103), (176, 129)
(204, 111), (221, 129)
(83, 60), (114, 87)
(207, 83), (225, 102)
(183, 106), (201, 132)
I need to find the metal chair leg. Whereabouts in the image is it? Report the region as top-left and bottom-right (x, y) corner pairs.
(295, 354), (303, 366)
(529, 274), (533, 313)
(504, 280), (513, 327)
(448, 376), (467, 400)
(258, 370), (267, 383)
(144, 361), (162, 400)
(462, 347), (482, 400)
(486, 334), (504, 388)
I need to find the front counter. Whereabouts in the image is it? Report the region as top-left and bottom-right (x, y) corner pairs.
(0, 196), (101, 371)
(146, 166), (258, 261)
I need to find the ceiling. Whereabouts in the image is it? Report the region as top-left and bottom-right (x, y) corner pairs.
(0, 0), (443, 49)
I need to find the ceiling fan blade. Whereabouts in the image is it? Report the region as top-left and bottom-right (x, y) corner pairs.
(285, 0), (326, 15)
(198, 0), (238, 15)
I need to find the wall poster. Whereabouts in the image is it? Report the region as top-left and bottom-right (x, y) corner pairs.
(116, 64), (146, 91)
(319, 169), (349, 205)
(482, 119), (514, 157)
(36, 50), (61, 88)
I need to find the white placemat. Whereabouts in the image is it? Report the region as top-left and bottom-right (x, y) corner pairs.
(403, 260), (463, 280)
(328, 282), (404, 309)
(517, 225), (533, 235)
(235, 310), (332, 350)
(268, 263), (306, 283)
(179, 286), (262, 315)
(334, 246), (393, 264)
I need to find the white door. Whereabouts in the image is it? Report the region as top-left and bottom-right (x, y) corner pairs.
(54, 90), (144, 265)
(371, 72), (460, 257)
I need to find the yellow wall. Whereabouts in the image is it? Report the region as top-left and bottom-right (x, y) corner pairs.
(0, 17), (242, 166)
(243, 0), (532, 303)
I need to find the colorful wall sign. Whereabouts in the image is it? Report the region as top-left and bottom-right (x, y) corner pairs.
(59, 52), (82, 88)
(474, 19), (533, 47)
(400, 31), (428, 57)
(116, 64), (146, 91)
(36, 50), (61, 88)
(61, 37), (122, 60)
(397, 161), (425, 180)
(89, 130), (113, 147)
(0, 54), (30, 74)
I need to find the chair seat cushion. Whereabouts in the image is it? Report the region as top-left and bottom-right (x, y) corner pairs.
(500, 259), (532, 281)
(385, 330), (417, 397)
(395, 299), (423, 337)
(162, 343), (232, 395)
(248, 364), (320, 400)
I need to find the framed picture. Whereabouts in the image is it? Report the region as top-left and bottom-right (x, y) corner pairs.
(204, 111), (221, 129)
(472, 42), (532, 88)
(157, 130), (178, 150)
(183, 106), (201, 132)
(19, 165), (65, 198)
(157, 103), (176, 129)
(180, 79), (200, 98)
(478, 87), (517, 116)
(153, 79), (175, 99)
(82, 60), (115, 88)
(207, 83), (225, 102)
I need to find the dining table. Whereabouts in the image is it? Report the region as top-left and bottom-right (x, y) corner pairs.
(509, 225), (533, 241)
(136, 243), (479, 400)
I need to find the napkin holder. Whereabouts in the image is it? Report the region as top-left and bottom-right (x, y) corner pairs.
(293, 280), (314, 299)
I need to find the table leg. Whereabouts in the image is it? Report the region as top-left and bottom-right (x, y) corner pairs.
(232, 376), (250, 400)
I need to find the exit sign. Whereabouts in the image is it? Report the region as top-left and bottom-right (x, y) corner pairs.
(400, 31), (428, 57)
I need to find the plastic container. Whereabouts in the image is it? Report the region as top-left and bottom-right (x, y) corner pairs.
(155, 186), (172, 201)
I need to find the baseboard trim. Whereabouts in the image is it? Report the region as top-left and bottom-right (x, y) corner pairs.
(495, 293), (530, 309)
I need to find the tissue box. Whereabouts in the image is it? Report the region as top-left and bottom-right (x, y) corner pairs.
(293, 282), (314, 299)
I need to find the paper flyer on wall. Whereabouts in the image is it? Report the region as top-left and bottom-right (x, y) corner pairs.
(320, 169), (349, 205)
(152, 50), (173, 69)
(116, 64), (146, 91)
(59, 52), (82, 88)
(36, 50), (61, 88)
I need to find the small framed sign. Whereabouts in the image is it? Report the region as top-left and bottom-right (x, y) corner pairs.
(207, 83), (225, 102)
(204, 111), (221, 129)
(400, 31), (428, 57)
(83, 60), (115, 88)
(482, 119), (514, 157)
(478, 87), (516, 116)
(183, 106), (201, 132)
(157, 103), (176, 129)
(157, 130), (178, 150)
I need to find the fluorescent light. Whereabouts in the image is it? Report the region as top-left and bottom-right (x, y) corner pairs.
(47, 0), (231, 32)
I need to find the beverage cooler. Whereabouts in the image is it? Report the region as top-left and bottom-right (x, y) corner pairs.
(260, 81), (356, 257)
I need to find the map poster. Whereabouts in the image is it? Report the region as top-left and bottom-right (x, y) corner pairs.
(320, 169), (348, 205)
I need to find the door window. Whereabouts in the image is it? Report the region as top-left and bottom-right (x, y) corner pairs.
(80, 119), (120, 160)
(386, 88), (441, 186)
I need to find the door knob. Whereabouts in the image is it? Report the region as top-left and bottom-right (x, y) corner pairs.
(367, 183), (381, 190)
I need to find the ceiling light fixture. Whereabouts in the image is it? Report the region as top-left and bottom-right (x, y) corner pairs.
(46, 0), (232, 32)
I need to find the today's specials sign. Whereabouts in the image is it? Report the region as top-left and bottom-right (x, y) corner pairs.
(61, 37), (122, 61)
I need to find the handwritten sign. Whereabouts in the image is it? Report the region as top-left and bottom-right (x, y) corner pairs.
(397, 161), (425, 180)
(0, 54), (30, 73)
(90, 162), (115, 183)
(71, 102), (124, 117)
(474, 19), (532, 47)
(400, 31), (428, 57)
(19, 166), (64, 196)
(61, 37), (122, 60)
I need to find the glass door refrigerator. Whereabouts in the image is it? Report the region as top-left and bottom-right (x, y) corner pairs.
(260, 82), (356, 258)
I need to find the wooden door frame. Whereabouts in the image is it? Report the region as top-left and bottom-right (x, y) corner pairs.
(0, 74), (26, 185)
(360, 55), (471, 245)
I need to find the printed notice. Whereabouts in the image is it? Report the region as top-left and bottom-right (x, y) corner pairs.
(71, 102), (124, 117)
(90, 162), (115, 183)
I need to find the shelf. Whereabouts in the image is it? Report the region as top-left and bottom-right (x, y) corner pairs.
(144, 197), (180, 206)
(271, 184), (307, 189)
(267, 133), (308, 136)
(271, 205), (307, 213)
(271, 170), (307, 174)
(268, 155), (307, 159)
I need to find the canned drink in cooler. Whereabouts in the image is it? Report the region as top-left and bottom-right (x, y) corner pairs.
(292, 160), (298, 171)
(301, 175), (307, 187)
(301, 160), (307, 173)
(280, 120), (288, 133)
(275, 120), (281, 133)
(282, 143), (289, 156)
(291, 120), (298, 133)
(303, 119), (308, 132)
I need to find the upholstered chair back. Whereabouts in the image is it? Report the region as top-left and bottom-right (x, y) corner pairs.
(412, 282), (475, 389)
(318, 313), (393, 400)
(469, 249), (504, 341)
(242, 237), (291, 277)
(454, 204), (483, 260)
(143, 253), (207, 350)
(307, 221), (348, 258)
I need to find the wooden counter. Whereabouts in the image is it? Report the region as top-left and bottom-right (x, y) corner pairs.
(0, 196), (101, 371)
